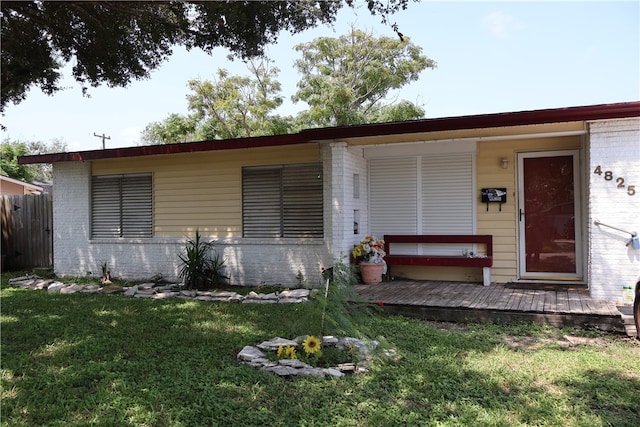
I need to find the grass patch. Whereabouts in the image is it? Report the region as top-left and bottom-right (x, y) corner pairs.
(2, 272), (639, 426)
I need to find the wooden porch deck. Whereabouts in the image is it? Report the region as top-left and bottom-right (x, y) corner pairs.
(355, 280), (632, 334)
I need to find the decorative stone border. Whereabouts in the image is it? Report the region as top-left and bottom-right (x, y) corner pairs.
(237, 336), (380, 378)
(6, 275), (310, 304)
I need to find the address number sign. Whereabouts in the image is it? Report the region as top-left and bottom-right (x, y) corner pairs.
(593, 165), (636, 196)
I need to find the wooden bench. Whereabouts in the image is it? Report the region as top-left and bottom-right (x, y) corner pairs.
(383, 235), (494, 286)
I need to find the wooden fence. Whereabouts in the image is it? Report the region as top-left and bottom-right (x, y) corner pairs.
(1, 193), (53, 271)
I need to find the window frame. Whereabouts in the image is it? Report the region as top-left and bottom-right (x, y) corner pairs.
(90, 173), (153, 239)
(242, 162), (323, 238)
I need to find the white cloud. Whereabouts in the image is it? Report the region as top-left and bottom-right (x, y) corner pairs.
(483, 11), (523, 39)
(117, 127), (144, 148)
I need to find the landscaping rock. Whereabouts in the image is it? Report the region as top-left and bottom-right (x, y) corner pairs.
(242, 298), (276, 304)
(279, 359), (311, 369)
(81, 285), (101, 293)
(324, 368), (345, 378)
(152, 292), (175, 299)
(124, 285), (138, 297)
(277, 298), (303, 304)
(279, 289), (310, 299)
(47, 282), (67, 292)
(239, 336), (377, 378)
(8, 275), (38, 285)
(322, 336), (339, 346)
(134, 293), (154, 298)
(60, 284), (83, 294)
(34, 279), (54, 290)
(180, 290), (197, 298)
(8, 275), (312, 305)
(237, 346), (266, 362)
(257, 337), (298, 351)
(100, 284), (124, 294)
(263, 365), (299, 376)
(15, 279), (38, 288)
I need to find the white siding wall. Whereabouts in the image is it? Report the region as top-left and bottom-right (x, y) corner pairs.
(587, 118), (640, 303)
(53, 161), (331, 287)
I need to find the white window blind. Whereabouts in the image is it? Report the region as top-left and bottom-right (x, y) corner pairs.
(369, 154), (474, 255)
(242, 163), (323, 238)
(421, 155), (474, 255)
(369, 158), (418, 235)
(91, 173), (152, 238)
(370, 158), (419, 255)
(421, 155), (473, 233)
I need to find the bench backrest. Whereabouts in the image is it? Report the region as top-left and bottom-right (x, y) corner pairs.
(384, 235), (493, 257)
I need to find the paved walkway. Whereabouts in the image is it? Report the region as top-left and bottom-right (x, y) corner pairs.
(355, 280), (629, 333)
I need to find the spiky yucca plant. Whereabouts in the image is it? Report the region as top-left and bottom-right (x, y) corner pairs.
(178, 230), (228, 289)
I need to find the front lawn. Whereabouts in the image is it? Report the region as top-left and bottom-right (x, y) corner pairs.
(1, 274), (639, 426)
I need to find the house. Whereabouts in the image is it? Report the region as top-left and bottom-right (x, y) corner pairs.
(19, 102), (640, 303)
(0, 175), (43, 195)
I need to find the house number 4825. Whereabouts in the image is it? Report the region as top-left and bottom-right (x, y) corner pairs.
(593, 165), (636, 196)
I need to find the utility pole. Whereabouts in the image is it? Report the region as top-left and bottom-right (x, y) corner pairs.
(93, 132), (111, 150)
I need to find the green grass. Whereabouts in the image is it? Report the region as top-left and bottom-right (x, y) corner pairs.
(2, 272), (639, 426)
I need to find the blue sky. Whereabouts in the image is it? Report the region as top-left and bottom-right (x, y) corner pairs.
(2, 1), (638, 152)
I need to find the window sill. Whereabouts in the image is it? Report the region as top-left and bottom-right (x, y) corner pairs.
(89, 237), (326, 246)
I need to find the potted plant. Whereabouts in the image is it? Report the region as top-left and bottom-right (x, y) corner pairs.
(352, 235), (386, 285)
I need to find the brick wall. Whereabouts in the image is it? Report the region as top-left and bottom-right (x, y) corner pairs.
(587, 118), (640, 303)
(324, 142), (368, 261)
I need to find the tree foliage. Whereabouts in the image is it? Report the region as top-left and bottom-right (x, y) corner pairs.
(141, 58), (290, 144)
(142, 114), (200, 145)
(292, 28), (435, 127)
(186, 58), (286, 140)
(1, 141), (32, 182)
(1, 139), (67, 182)
(143, 27), (434, 144)
(1, 0), (412, 113)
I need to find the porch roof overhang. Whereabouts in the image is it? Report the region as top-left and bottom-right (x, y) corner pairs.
(18, 101), (640, 165)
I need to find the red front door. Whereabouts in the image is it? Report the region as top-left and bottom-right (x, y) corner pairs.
(518, 150), (582, 280)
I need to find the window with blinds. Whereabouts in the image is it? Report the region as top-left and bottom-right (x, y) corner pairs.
(242, 163), (323, 238)
(91, 173), (152, 238)
(369, 154), (474, 255)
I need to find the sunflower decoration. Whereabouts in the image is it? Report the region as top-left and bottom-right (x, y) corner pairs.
(284, 345), (297, 359)
(303, 335), (322, 356)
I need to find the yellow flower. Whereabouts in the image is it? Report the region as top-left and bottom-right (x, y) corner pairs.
(277, 344), (284, 358)
(302, 336), (321, 355)
(284, 345), (297, 359)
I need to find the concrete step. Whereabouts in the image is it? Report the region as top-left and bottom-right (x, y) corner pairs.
(620, 315), (637, 338)
(616, 306), (637, 338)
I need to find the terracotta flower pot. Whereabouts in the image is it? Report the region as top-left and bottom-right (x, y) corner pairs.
(359, 262), (384, 285)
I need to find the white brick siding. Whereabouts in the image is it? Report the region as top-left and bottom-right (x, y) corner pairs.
(323, 142), (368, 261)
(587, 118), (640, 303)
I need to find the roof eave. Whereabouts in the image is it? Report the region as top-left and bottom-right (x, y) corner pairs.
(19, 133), (307, 164)
(18, 101), (640, 165)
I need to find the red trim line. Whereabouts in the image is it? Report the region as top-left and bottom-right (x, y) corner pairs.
(19, 133), (307, 164)
(18, 101), (640, 164)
